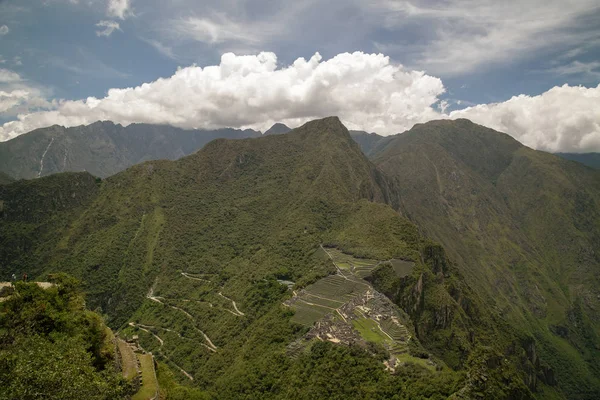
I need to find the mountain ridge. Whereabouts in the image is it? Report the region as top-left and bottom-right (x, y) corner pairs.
(1, 116), (598, 398)
(0, 121), (260, 179)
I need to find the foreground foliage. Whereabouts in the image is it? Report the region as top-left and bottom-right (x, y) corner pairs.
(0, 275), (127, 399)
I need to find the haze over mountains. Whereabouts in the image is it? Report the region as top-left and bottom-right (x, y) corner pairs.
(1, 117), (599, 399)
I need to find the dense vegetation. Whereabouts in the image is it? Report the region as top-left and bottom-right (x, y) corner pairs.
(0, 117), (598, 399)
(0, 274), (127, 399)
(372, 119), (600, 399)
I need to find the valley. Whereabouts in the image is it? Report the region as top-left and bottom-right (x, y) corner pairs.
(1, 117), (599, 399)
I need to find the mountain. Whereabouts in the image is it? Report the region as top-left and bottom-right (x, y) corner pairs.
(370, 118), (600, 399)
(0, 117), (540, 399)
(1, 116), (599, 399)
(263, 122), (292, 135)
(0, 121), (260, 179)
(556, 152), (600, 169)
(349, 130), (386, 155)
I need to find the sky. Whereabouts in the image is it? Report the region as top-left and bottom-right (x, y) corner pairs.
(0, 0), (599, 152)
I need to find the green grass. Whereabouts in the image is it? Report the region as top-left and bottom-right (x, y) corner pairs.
(351, 317), (388, 344)
(132, 353), (158, 400)
(117, 339), (138, 381)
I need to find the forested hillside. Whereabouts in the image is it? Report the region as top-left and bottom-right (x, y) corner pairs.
(371, 119), (600, 399)
(0, 117), (597, 399)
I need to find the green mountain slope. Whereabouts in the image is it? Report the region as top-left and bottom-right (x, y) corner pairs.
(0, 117), (540, 399)
(0, 121), (260, 179)
(555, 152), (600, 169)
(371, 119), (600, 399)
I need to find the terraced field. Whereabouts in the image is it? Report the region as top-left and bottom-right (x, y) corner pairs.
(132, 354), (159, 400)
(286, 246), (419, 365)
(288, 274), (367, 326)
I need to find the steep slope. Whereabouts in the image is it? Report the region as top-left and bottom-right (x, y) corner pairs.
(0, 121), (259, 179)
(0, 117), (533, 399)
(349, 130), (386, 155)
(263, 123), (292, 135)
(556, 152), (600, 169)
(372, 119), (600, 399)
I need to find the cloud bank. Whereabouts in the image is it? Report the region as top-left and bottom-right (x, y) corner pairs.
(0, 51), (599, 153)
(450, 84), (600, 153)
(0, 51), (445, 139)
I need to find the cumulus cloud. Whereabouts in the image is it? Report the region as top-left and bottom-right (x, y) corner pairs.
(450, 84), (600, 152)
(0, 25), (8, 36)
(0, 69), (22, 83)
(0, 51), (445, 140)
(1, 51), (599, 153)
(0, 69), (53, 117)
(107, 0), (132, 20)
(96, 20), (121, 37)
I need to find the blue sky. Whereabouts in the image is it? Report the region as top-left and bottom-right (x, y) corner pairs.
(0, 0), (599, 152)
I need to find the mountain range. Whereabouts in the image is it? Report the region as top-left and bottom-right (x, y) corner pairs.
(0, 122), (260, 179)
(0, 117), (599, 399)
(1, 120), (598, 183)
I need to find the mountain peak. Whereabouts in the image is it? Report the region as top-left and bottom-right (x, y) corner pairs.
(264, 123), (291, 135)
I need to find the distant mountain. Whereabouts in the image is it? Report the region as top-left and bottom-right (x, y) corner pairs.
(263, 122), (291, 135)
(555, 152), (600, 169)
(0, 122), (260, 179)
(371, 119), (600, 398)
(349, 130), (385, 155)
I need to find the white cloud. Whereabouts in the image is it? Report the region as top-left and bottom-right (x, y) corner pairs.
(450, 84), (600, 153)
(545, 60), (600, 79)
(107, 0), (132, 20)
(0, 25), (9, 36)
(1, 51), (599, 154)
(0, 51), (444, 140)
(368, 0), (600, 75)
(0, 69), (53, 117)
(0, 69), (22, 83)
(175, 14), (261, 45)
(96, 20), (121, 37)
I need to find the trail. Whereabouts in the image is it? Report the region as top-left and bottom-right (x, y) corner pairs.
(146, 281), (217, 352)
(320, 245), (370, 289)
(37, 137), (55, 178)
(297, 299), (336, 310)
(181, 272), (212, 283)
(136, 335), (194, 381)
(304, 293), (345, 304)
(218, 291), (245, 316)
(129, 322), (164, 346)
(170, 361), (194, 381)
